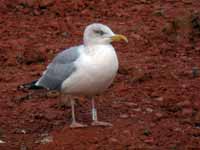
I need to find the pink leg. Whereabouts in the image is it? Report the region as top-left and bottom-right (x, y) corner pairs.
(91, 98), (112, 127)
(70, 99), (87, 128)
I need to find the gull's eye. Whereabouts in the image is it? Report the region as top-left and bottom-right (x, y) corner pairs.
(94, 29), (105, 36)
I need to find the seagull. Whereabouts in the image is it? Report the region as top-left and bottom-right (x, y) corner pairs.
(21, 23), (128, 128)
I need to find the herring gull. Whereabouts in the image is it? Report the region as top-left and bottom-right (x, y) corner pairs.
(21, 23), (128, 128)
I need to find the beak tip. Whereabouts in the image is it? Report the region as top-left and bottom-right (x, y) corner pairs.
(111, 34), (128, 43)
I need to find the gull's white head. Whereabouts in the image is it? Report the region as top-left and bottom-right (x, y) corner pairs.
(83, 23), (128, 46)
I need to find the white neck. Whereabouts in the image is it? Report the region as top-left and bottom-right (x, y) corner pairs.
(84, 44), (113, 54)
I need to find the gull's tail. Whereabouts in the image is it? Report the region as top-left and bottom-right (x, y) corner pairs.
(18, 80), (44, 90)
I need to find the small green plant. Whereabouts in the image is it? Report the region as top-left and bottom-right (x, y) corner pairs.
(170, 145), (177, 150)
(143, 129), (151, 136)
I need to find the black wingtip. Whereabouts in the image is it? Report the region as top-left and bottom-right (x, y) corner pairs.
(18, 80), (44, 90)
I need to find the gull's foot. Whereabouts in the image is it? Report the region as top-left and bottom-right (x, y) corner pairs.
(70, 122), (88, 128)
(91, 121), (112, 127)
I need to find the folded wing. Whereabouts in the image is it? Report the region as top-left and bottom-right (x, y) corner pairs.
(36, 46), (81, 90)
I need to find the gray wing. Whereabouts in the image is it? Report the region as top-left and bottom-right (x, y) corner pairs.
(36, 46), (81, 90)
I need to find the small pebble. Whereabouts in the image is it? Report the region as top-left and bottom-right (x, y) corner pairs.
(154, 97), (164, 102)
(182, 108), (193, 116)
(177, 100), (191, 107)
(123, 130), (131, 136)
(39, 0), (55, 8)
(109, 137), (119, 143)
(39, 136), (53, 144)
(130, 114), (136, 118)
(143, 137), (154, 144)
(181, 84), (187, 88)
(14, 129), (27, 134)
(155, 112), (163, 119)
(120, 114), (129, 119)
(112, 104), (122, 109)
(125, 102), (138, 107)
(61, 32), (68, 37)
(0, 140), (5, 144)
(194, 101), (200, 109)
(146, 108), (153, 113)
(133, 108), (141, 112)
(42, 136), (53, 144)
(174, 127), (182, 132)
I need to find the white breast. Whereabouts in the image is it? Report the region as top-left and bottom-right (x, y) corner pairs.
(61, 45), (119, 95)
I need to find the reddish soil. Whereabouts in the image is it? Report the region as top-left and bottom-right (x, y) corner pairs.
(0, 0), (200, 150)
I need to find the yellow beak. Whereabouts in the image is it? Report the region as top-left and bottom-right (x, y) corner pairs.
(111, 34), (128, 43)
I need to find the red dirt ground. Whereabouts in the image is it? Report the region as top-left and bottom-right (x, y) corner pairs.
(0, 0), (200, 150)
